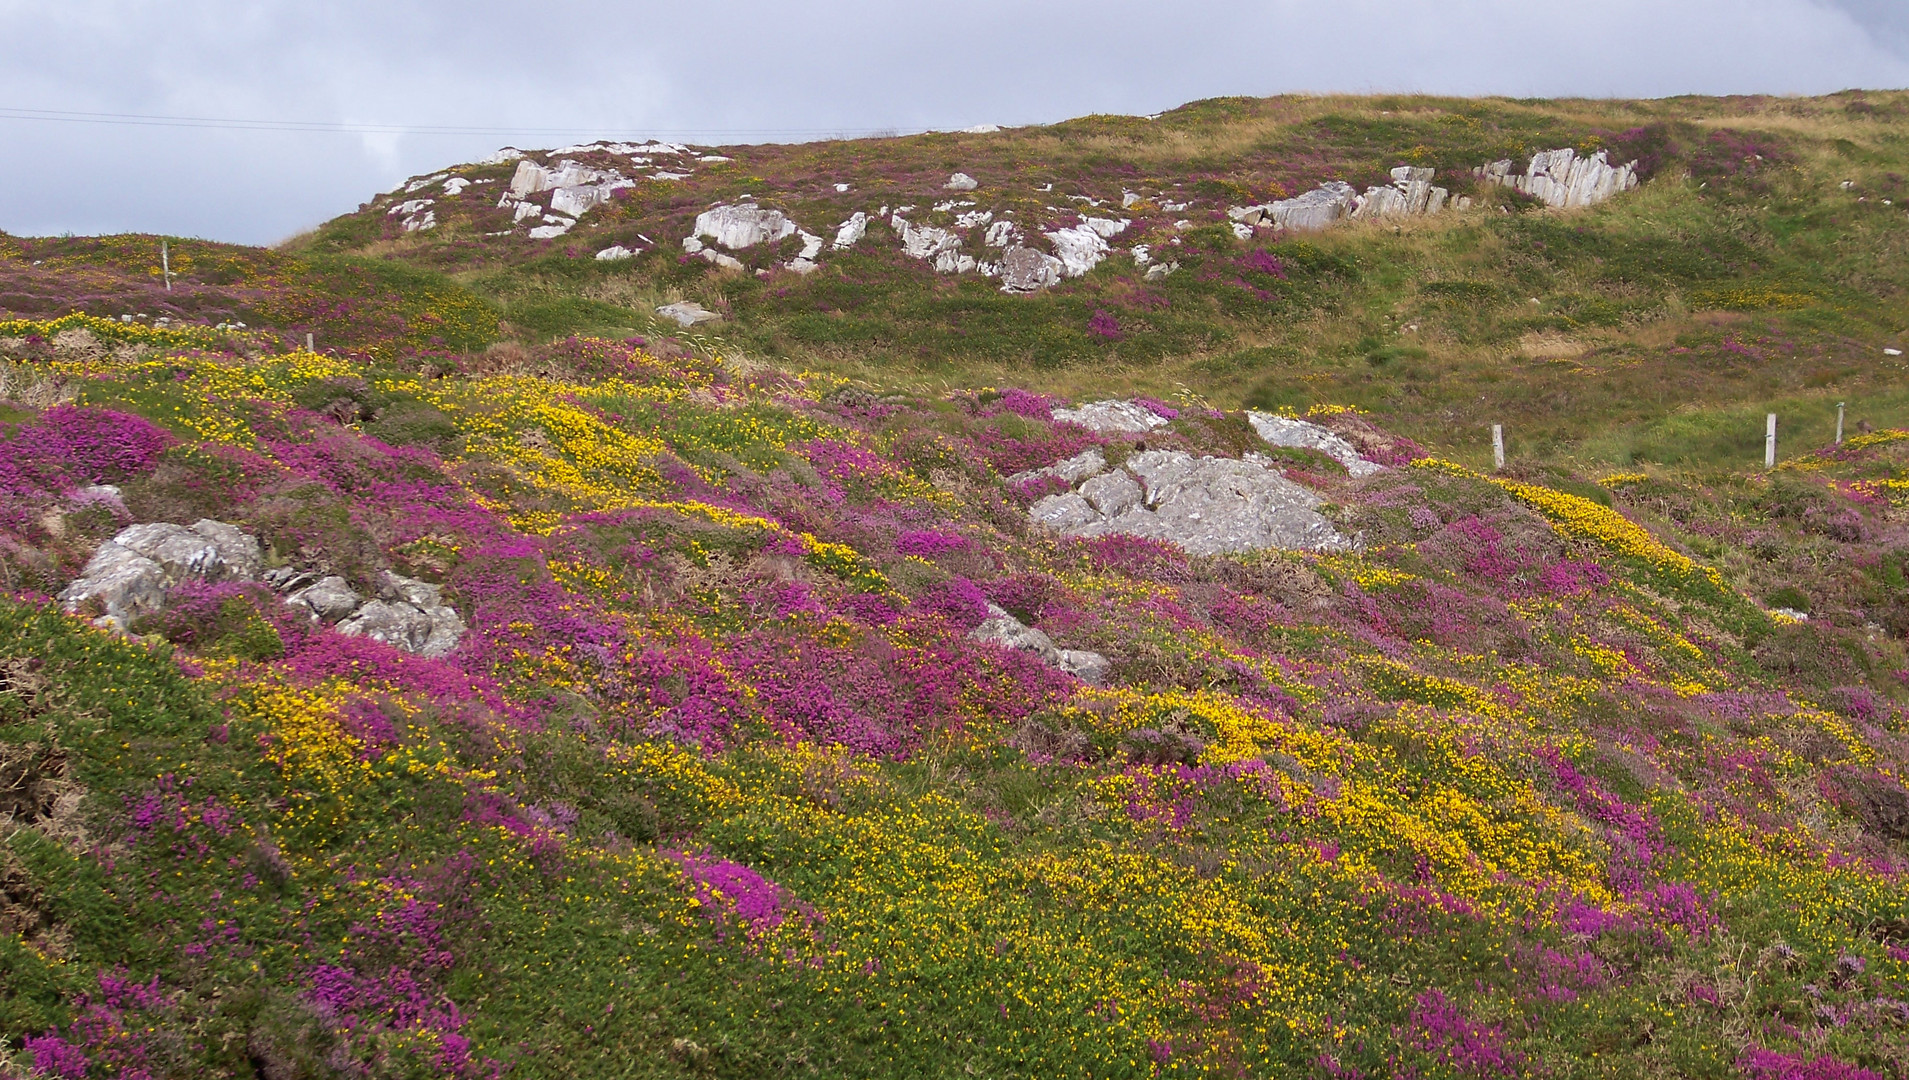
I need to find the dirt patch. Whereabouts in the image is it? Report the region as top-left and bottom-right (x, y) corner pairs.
(0, 742), (70, 826)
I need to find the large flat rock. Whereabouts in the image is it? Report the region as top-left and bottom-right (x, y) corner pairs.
(1028, 450), (1348, 556)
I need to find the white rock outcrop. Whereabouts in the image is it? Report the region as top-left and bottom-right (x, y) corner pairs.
(1351, 166), (1449, 220)
(1050, 400), (1170, 434)
(832, 212), (868, 250)
(335, 571), (465, 660)
(1265, 181), (1360, 232)
(1044, 226), (1106, 278)
(893, 216), (976, 274)
(1028, 450), (1347, 556)
(945, 172), (979, 191)
(1246, 413), (1383, 477)
(1477, 149), (1638, 209)
(509, 159), (614, 197)
(692, 204), (798, 250)
(595, 245), (636, 261)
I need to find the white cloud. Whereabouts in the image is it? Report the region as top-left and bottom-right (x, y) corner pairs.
(0, 0), (1903, 244)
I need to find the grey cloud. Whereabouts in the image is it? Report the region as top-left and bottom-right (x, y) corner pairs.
(1, 0), (1905, 244)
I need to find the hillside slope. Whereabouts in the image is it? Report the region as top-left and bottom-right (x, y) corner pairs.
(0, 93), (1907, 1080)
(286, 91), (1909, 467)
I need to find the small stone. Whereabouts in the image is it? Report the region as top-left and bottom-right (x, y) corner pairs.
(657, 301), (721, 327)
(1056, 649), (1111, 686)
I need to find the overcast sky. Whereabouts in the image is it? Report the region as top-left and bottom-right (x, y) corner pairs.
(2, 0), (1906, 246)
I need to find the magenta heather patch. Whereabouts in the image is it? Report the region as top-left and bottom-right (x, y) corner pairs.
(895, 528), (969, 556)
(1132, 397), (1180, 420)
(1402, 989), (1523, 1079)
(665, 849), (805, 939)
(914, 576), (989, 630)
(979, 387), (1057, 419)
(0, 403), (172, 497)
(1069, 533), (1189, 580)
(1737, 1048), (1882, 1080)
(24, 1033), (88, 1078)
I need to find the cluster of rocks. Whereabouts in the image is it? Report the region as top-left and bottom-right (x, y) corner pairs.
(1228, 149), (1636, 235)
(1010, 403), (1389, 555)
(499, 158), (638, 240)
(1477, 149), (1638, 209)
(969, 604), (1109, 685)
(58, 520), (464, 659)
(400, 139), (1643, 288)
(1231, 168), (1474, 234)
(266, 567), (464, 659)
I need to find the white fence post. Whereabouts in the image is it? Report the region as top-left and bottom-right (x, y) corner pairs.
(1836, 402), (1846, 445)
(161, 241), (172, 291)
(306, 333), (314, 352)
(1765, 413), (1777, 468)
(1492, 424), (1505, 470)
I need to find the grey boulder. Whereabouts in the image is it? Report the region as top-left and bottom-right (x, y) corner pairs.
(1029, 450), (1348, 556)
(114, 520), (261, 584)
(287, 576), (362, 624)
(337, 601), (437, 653)
(331, 572), (466, 658)
(57, 543), (168, 629)
(61, 519), (265, 629)
(970, 603), (1109, 685)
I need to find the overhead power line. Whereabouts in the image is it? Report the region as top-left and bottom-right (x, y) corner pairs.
(0, 105), (914, 141)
